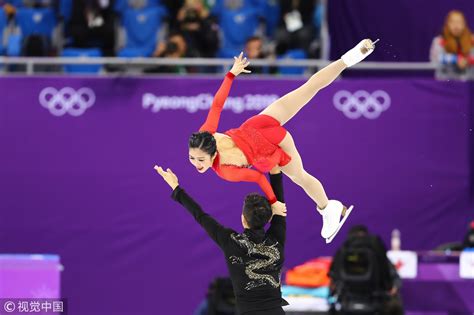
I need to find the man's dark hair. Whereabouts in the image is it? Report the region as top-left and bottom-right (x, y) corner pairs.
(242, 193), (272, 229)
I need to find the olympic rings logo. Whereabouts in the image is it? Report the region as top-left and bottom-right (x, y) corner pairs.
(39, 87), (96, 117)
(333, 90), (391, 119)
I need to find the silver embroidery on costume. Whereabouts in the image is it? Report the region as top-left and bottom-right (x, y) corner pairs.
(229, 233), (281, 290)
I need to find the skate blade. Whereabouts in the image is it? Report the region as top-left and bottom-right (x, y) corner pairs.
(325, 205), (354, 244)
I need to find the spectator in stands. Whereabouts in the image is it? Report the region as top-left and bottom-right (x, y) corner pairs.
(1, 0), (57, 18)
(170, 33), (187, 57)
(1, 0), (16, 17)
(463, 221), (474, 249)
(153, 32), (187, 57)
(329, 225), (404, 315)
(146, 41), (186, 73)
(67, 0), (116, 56)
(244, 36), (269, 74)
(161, 0), (184, 30)
(161, 0), (213, 30)
(210, 0), (261, 57)
(12, 0), (59, 58)
(175, 0), (219, 58)
(275, 0), (318, 56)
(430, 10), (474, 80)
(146, 32), (187, 73)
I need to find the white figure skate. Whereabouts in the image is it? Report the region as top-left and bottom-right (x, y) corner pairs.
(317, 200), (354, 243)
(341, 38), (379, 67)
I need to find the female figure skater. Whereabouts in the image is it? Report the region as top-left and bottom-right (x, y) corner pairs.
(187, 39), (377, 243)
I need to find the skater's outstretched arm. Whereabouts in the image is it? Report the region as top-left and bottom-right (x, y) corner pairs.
(218, 165), (278, 205)
(199, 72), (234, 133)
(155, 166), (233, 249)
(267, 168), (286, 246)
(199, 53), (251, 133)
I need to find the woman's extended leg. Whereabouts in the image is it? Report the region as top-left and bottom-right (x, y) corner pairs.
(279, 131), (352, 242)
(260, 39), (375, 125)
(278, 132), (329, 208)
(260, 59), (347, 126)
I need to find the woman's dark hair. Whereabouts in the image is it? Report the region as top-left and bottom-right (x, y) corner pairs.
(242, 193), (272, 230)
(189, 131), (217, 156)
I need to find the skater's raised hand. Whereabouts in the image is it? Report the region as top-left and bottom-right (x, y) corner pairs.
(230, 52), (251, 76)
(271, 201), (287, 217)
(154, 165), (179, 190)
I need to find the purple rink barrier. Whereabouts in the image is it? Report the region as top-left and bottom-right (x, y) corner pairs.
(0, 76), (472, 315)
(402, 261), (474, 313)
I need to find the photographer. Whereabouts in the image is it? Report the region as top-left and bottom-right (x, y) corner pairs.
(176, 0), (218, 58)
(146, 36), (186, 73)
(329, 225), (404, 315)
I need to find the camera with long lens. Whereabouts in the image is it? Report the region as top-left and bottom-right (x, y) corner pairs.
(183, 8), (200, 24)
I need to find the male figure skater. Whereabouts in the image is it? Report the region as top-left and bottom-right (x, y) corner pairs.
(155, 165), (288, 315)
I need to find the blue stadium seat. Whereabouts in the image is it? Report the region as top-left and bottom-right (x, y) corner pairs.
(216, 7), (260, 57)
(119, 6), (166, 57)
(211, 0), (262, 16)
(114, 0), (127, 14)
(217, 46), (241, 58)
(15, 8), (57, 38)
(6, 34), (22, 56)
(263, 0), (280, 37)
(313, 1), (324, 33)
(114, 0), (162, 15)
(278, 49), (307, 75)
(62, 48), (102, 73)
(0, 11), (7, 55)
(59, 0), (73, 22)
(8, 0), (56, 6)
(7, 0), (24, 7)
(117, 47), (150, 57)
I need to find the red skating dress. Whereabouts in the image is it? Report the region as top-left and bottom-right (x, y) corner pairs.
(199, 72), (291, 204)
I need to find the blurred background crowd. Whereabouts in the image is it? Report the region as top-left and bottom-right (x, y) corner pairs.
(0, 0), (472, 77)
